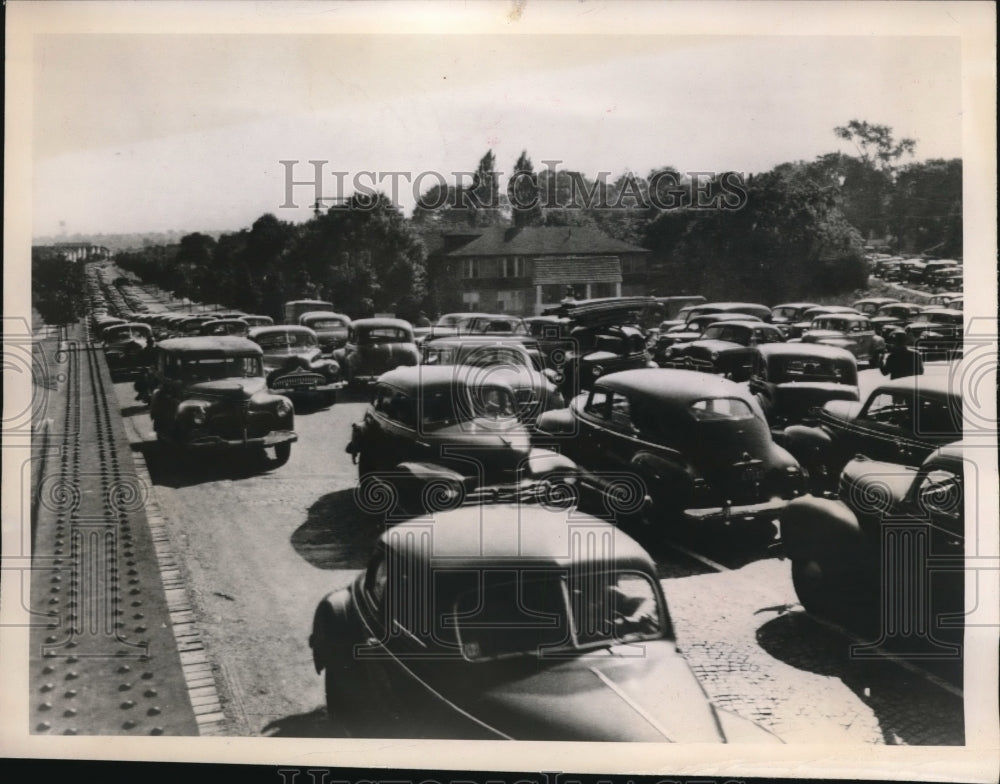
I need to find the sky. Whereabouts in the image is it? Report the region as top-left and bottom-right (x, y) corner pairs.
(31, 32), (963, 237)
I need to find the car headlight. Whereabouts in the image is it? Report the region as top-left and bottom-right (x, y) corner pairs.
(592, 365), (603, 377)
(710, 351), (719, 361)
(189, 407), (207, 426)
(275, 398), (293, 418)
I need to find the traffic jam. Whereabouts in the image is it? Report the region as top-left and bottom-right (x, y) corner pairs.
(84, 256), (967, 743)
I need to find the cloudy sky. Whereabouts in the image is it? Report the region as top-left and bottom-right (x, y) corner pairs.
(30, 23), (963, 236)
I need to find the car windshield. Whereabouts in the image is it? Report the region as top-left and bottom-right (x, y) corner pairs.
(812, 318), (851, 331)
(308, 318), (347, 329)
(105, 327), (149, 342)
(772, 307), (800, 319)
(181, 355), (262, 381)
(360, 327), (409, 343)
(688, 397), (756, 421)
(773, 357), (857, 384)
(927, 312), (962, 325)
(461, 347), (531, 368)
(255, 332), (317, 350)
(450, 569), (663, 661)
(419, 385), (517, 428)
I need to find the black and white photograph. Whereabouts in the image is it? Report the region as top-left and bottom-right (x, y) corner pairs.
(3, 1), (998, 781)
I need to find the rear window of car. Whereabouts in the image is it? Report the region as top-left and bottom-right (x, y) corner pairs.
(775, 357), (857, 384)
(361, 327), (409, 342)
(181, 355), (262, 380)
(255, 332), (316, 349)
(688, 397), (755, 421)
(449, 569), (663, 661)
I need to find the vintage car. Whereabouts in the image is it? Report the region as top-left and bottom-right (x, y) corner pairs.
(868, 302), (926, 336)
(770, 302), (820, 328)
(420, 336), (564, 426)
(652, 312), (763, 363)
(426, 312), (526, 341)
(926, 293), (961, 308)
(780, 444), (965, 660)
(284, 299), (335, 324)
(101, 322), (155, 379)
(241, 314), (275, 328)
(298, 310), (351, 353)
(851, 297), (899, 316)
(930, 266), (963, 293)
(680, 301), (773, 324)
(747, 344), (859, 431)
(176, 315), (220, 337)
(904, 308), (964, 359)
(332, 318), (420, 384)
(784, 305), (861, 340)
(309, 503), (783, 741)
(660, 320), (785, 379)
(148, 337), (297, 465)
(899, 258), (928, 283)
(539, 297), (658, 397)
(653, 295), (707, 320)
(780, 374), (962, 487)
(536, 369), (806, 534)
(524, 315), (574, 370)
(345, 366), (577, 513)
(800, 313), (885, 366)
(198, 318), (250, 337)
(248, 325), (344, 404)
(93, 315), (127, 339)
(921, 259), (959, 284)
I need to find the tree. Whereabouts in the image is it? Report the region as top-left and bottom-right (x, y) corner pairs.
(834, 120), (917, 173)
(32, 249), (87, 325)
(509, 150), (542, 228)
(888, 159), (962, 256)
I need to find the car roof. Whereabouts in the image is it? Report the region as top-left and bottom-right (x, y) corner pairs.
(773, 302), (819, 309)
(813, 312), (868, 321)
(299, 310), (351, 321)
(853, 297), (899, 304)
(703, 320), (777, 330)
(594, 368), (755, 405)
(377, 365), (517, 393)
(201, 318), (247, 326)
(869, 373), (958, 401)
(382, 504), (656, 573)
(285, 299), (334, 306)
(248, 325), (316, 338)
(915, 308), (963, 317)
(352, 318), (413, 330)
(157, 336), (262, 355)
(105, 322), (151, 332)
(754, 343), (855, 361)
(423, 336), (533, 349)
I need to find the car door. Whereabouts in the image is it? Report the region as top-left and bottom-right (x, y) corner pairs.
(852, 390), (918, 464)
(572, 386), (615, 475)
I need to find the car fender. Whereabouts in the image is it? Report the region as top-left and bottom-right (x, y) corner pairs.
(524, 448), (577, 478)
(536, 408), (575, 436)
(779, 495), (863, 561)
(309, 588), (353, 674)
(395, 461), (467, 485)
(780, 424), (831, 465)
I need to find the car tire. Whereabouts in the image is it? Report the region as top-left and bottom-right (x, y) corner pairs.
(273, 442), (292, 466)
(791, 555), (870, 627)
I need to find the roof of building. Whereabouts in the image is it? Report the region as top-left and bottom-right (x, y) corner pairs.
(445, 226), (649, 258)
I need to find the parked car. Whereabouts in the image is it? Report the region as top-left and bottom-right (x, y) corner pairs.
(680, 301), (773, 323)
(536, 369), (805, 535)
(771, 302), (820, 328)
(284, 299), (335, 324)
(426, 312), (528, 341)
(419, 336), (564, 426)
(241, 314), (275, 328)
(747, 344), (859, 431)
(652, 312), (763, 364)
(653, 295), (707, 320)
(780, 374), (963, 486)
(345, 366), (577, 513)
(309, 503), (783, 741)
(524, 315), (574, 371)
(930, 266), (963, 293)
(899, 258), (927, 283)
(148, 337), (297, 465)
(869, 302), (926, 337)
(780, 444), (964, 655)
(540, 297), (658, 397)
(800, 313), (885, 366)
(851, 297), (899, 316)
(921, 259), (959, 285)
(904, 308), (964, 359)
(298, 310), (352, 353)
(784, 305), (861, 340)
(248, 325), (344, 404)
(198, 318), (250, 337)
(332, 318), (419, 384)
(176, 315), (219, 337)
(660, 320), (785, 379)
(101, 322), (155, 380)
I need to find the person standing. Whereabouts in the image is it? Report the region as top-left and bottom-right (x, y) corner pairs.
(880, 329), (924, 379)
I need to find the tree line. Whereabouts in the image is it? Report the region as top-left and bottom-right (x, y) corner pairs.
(110, 120), (960, 316)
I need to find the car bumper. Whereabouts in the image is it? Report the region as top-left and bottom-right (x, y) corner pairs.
(683, 496), (790, 524)
(659, 357), (716, 372)
(185, 430), (298, 449)
(267, 381), (344, 396)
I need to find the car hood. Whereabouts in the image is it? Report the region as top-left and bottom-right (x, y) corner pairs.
(466, 642), (732, 741)
(773, 382), (858, 414)
(677, 339), (743, 354)
(802, 330), (847, 341)
(262, 347), (323, 369)
(187, 378), (267, 399)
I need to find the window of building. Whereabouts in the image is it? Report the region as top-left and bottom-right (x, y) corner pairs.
(463, 259), (479, 278)
(499, 257), (524, 278)
(495, 290), (523, 314)
(462, 291), (480, 307)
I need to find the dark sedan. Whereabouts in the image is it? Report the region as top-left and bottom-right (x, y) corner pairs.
(309, 504), (782, 741)
(536, 369), (805, 535)
(248, 325), (344, 404)
(660, 320), (785, 379)
(332, 318), (419, 384)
